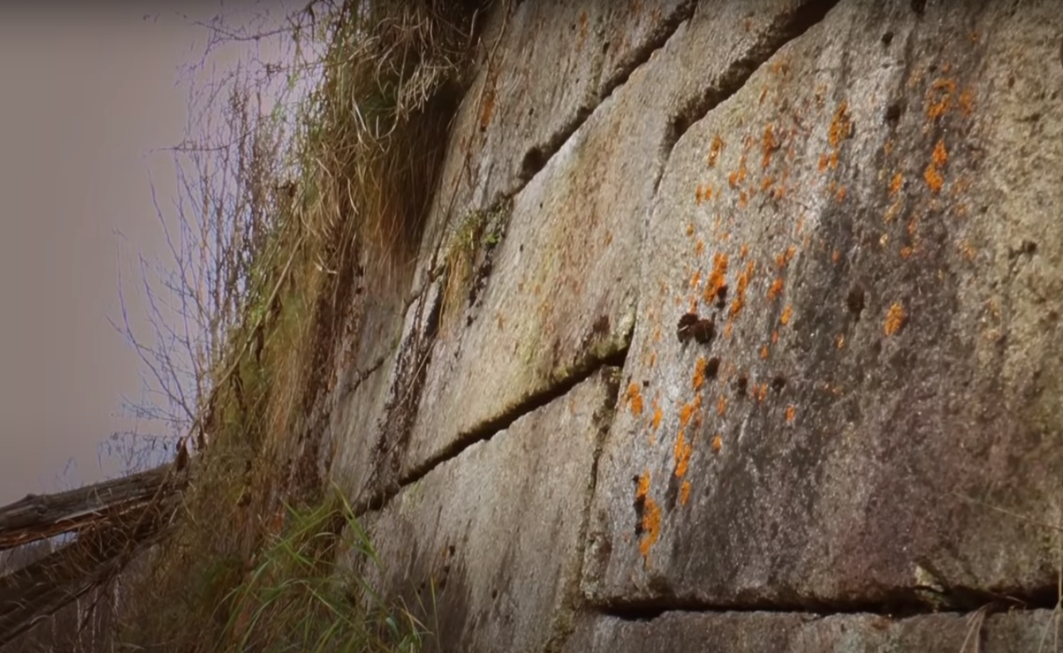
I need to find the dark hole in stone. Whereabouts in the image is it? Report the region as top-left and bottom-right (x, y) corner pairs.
(715, 283), (729, 309)
(602, 41), (610, 54)
(847, 286), (866, 318)
(447, 545), (456, 557)
(466, 315), (475, 327)
(642, 379), (650, 388)
(491, 588), (498, 600)
(735, 376), (748, 396)
(521, 147), (547, 180)
(910, 0), (926, 14)
(884, 101), (902, 124)
(881, 31), (894, 46)
(706, 358), (721, 378)
(771, 376), (787, 392)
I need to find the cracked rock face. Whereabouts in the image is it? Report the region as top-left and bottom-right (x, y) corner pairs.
(326, 0), (1062, 650)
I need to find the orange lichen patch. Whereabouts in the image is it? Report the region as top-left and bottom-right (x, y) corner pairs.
(674, 430), (693, 478)
(923, 139), (948, 194)
(785, 405), (796, 423)
(771, 329), (779, 344)
(679, 481), (692, 506)
(636, 473), (661, 560)
(780, 304), (793, 325)
(627, 383), (645, 416)
(925, 78), (956, 120)
(835, 334), (845, 349)
(686, 222), (695, 237)
(884, 302), (907, 336)
(776, 245), (797, 269)
(708, 135), (724, 167)
(836, 186), (846, 202)
(740, 243), (749, 260)
(702, 252), (729, 304)
(755, 382), (768, 403)
(693, 356), (708, 391)
(959, 86), (975, 116)
(890, 172), (904, 195)
(651, 397), (663, 431)
(818, 153), (829, 172)
(690, 269), (702, 289)
(907, 216), (918, 238)
(729, 260), (755, 317)
(760, 345), (770, 360)
(761, 175), (775, 193)
(761, 123), (780, 169)
(738, 190), (749, 208)
(768, 277), (784, 300)
(900, 246), (914, 259)
(828, 101), (853, 148)
(832, 249), (841, 263)
(959, 240), (976, 261)
(696, 239), (705, 256)
(711, 434), (723, 453)
(728, 154), (748, 188)
(717, 395), (727, 417)
(696, 185), (704, 205)
(679, 403), (695, 428)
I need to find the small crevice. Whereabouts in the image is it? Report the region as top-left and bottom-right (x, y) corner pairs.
(594, 580), (1062, 621)
(399, 345), (629, 488)
(664, 0), (841, 155)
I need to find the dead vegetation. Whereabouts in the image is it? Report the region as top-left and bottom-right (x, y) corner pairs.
(76, 1), (488, 651)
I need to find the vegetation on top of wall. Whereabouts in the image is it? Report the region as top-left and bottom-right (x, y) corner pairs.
(112, 1), (488, 650)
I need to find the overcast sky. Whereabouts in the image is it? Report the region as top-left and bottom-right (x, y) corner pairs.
(0, 5), (295, 504)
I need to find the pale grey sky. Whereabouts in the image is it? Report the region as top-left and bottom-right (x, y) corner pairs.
(0, 5), (296, 504)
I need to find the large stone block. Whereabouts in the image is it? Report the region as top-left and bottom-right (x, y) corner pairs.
(584, 0), (1061, 607)
(358, 369), (619, 651)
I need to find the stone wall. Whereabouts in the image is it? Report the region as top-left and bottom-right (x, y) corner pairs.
(323, 0), (1062, 650)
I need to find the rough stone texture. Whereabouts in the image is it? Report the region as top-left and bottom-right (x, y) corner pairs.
(412, 0), (695, 288)
(584, 0), (1061, 608)
(563, 609), (1062, 652)
(403, 0), (836, 482)
(358, 369), (619, 652)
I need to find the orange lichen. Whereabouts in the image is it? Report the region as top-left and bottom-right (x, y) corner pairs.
(708, 135), (724, 167)
(771, 329), (779, 344)
(693, 356), (708, 391)
(785, 405), (796, 423)
(755, 382), (768, 403)
(923, 139), (948, 193)
(696, 239), (705, 256)
(679, 481), (692, 506)
(686, 222), (695, 236)
(636, 472), (661, 560)
(740, 243), (749, 260)
(696, 184), (704, 205)
(926, 78), (956, 120)
(674, 430), (693, 478)
(728, 154), (748, 188)
(959, 87), (974, 116)
(680, 403), (695, 428)
(828, 101), (853, 148)
(890, 172), (904, 195)
(651, 398), (663, 431)
(711, 434), (723, 453)
(702, 252), (729, 305)
(884, 302), (907, 336)
(760, 345), (770, 360)
(836, 186), (847, 202)
(690, 269), (702, 289)
(738, 190), (748, 207)
(900, 246), (914, 259)
(776, 245), (796, 269)
(768, 277), (784, 300)
(761, 123), (780, 169)
(832, 249), (841, 263)
(627, 383), (644, 416)
(636, 469), (651, 498)
(780, 304), (793, 325)
(729, 260), (755, 317)
(717, 395), (727, 417)
(761, 175), (775, 193)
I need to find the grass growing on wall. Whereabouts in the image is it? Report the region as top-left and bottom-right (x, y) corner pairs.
(115, 1), (485, 650)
